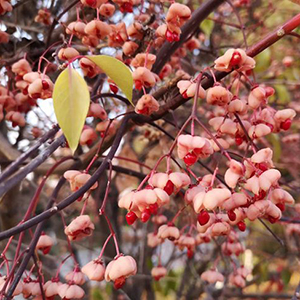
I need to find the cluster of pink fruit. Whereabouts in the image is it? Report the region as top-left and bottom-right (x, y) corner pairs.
(11, 213), (138, 299)
(117, 48), (296, 284)
(0, 251), (136, 298)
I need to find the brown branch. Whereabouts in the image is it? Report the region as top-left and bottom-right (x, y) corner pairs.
(151, 11), (300, 120)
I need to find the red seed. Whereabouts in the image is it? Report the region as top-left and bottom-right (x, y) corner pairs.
(257, 162), (268, 172)
(135, 80), (143, 90)
(166, 30), (174, 42)
(115, 33), (124, 43)
(31, 93), (41, 99)
(182, 91), (189, 99)
(230, 51), (242, 67)
(187, 249), (194, 259)
(183, 152), (198, 166)
(227, 210), (236, 221)
(126, 211), (137, 225)
(237, 221), (246, 231)
(141, 209), (151, 223)
(114, 276), (126, 289)
(197, 210), (210, 226)
(280, 119), (292, 131)
(258, 190), (267, 200)
(86, 0), (96, 6)
(165, 30), (180, 43)
(109, 84), (118, 94)
(172, 32), (180, 42)
(164, 180), (174, 195)
(268, 216), (278, 224)
(120, 2), (133, 12)
(42, 246), (51, 255)
(42, 80), (49, 90)
(203, 236), (210, 243)
(149, 203), (158, 215)
(276, 202), (285, 212)
(235, 135), (244, 146)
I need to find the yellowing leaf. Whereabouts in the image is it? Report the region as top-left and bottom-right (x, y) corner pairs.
(254, 48), (271, 73)
(53, 67), (90, 153)
(87, 55), (133, 105)
(200, 18), (214, 37)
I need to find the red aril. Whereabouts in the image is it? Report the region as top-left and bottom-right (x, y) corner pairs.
(227, 210), (236, 221)
(126, 211), (137, 225)
(237, 221), (246, 231)
(141, 209), (151, 223)
(114, 276), (126, 289)
(164, 180), (174, 195)
(230, 51), (242, 67)
(197, 210), (210, 226)
(110, 84), (118, 94)
(276, 202), (285, 211)
(280, 119), (292, 131)
(183, 152), (197, 166)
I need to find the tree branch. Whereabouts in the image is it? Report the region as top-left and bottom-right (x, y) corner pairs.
(152, 0), (226, 74)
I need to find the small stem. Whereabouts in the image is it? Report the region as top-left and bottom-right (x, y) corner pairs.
(99, 162), (113, 212)
(226, 0), (248, 49)
(137, 154), (167, 191)
(98, 233), (113, 259)
(171, 205), (187, 223)
(55, 254), (72, 278)
(80, 191), (91, 215)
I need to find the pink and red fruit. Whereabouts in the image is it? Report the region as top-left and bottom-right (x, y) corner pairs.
(227, 210), (236, 221)
(276, 203), (285, 212)
(149, 203), (158, 215)
(187, 249), (194, 259)
(183, 152), (198, 166)
(86, 0), (96, 5)
(280, 119), (292, 131)
(230, 51), (242, 67)
(114, 276), (126, 289)
(135, 80), (143, 90)
(126, 211), (137, 225)
(110, 84), (119, 94)
(120, 2), (133, 13)
(141, 209), (151, 223)
(237, 221), (246, 231)
(197, 210), (210, 226)
(164, 180), (174, 195)
(166, 30), (180, 43)
(268, 216), (278, 224)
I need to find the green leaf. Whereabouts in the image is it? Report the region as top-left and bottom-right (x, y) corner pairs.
(53, 67), (90, 153)
(274, 84), (291, 104)
(87, 55), (133, 105)
(200, 19), (214, 37)
(254, 48), (271, 73)
(266, 134), (281, 163)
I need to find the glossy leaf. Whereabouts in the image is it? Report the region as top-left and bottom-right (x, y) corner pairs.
(87, 55), (133, 105)
(53, 67), (90, 153)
